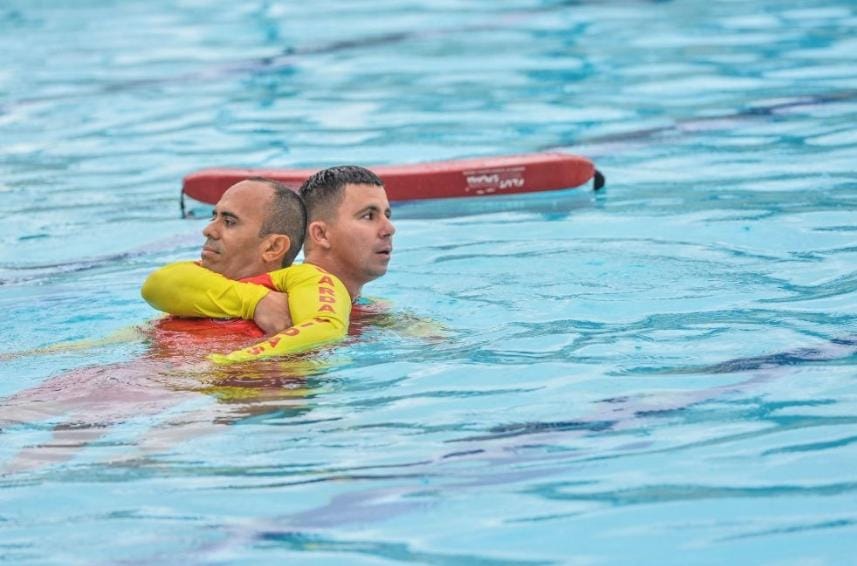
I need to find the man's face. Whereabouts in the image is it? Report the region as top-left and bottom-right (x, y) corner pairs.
(325, 183), (395, 287)
(201, 180), (272, 280)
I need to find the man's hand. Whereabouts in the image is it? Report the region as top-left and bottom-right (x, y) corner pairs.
(253, 291), (292, 334)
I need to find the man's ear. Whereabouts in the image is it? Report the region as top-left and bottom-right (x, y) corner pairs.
(261, 234), (290, 265)
(307, 220), (332, 250)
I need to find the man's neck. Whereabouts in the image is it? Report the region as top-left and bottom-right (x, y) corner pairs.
(231, 260), (283, 281)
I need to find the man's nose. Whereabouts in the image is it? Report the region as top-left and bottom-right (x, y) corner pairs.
(380, 216), (396, 238)
(202, 219), (219, 239)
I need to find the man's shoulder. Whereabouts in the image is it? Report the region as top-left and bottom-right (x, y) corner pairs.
(269, 263), (346, 287)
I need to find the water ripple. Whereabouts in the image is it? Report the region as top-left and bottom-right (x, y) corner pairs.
(529, 481), (857, 506)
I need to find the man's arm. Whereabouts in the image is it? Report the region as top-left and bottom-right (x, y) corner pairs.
(208, 264), (351, 364)
(141, 261), (271, 320)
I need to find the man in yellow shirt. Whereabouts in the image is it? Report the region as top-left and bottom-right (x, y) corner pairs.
(141, 166), (396, 363)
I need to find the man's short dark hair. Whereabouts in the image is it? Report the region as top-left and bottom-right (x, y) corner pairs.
(252, 177), (307, 267)
(299, 165), (384, 222)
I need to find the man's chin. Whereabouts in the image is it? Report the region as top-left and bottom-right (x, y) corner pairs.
(200, 258), (225, 275)
(366, 265), (390, 280)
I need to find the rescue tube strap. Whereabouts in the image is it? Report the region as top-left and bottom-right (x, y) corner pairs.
(594, 169), (606, 191)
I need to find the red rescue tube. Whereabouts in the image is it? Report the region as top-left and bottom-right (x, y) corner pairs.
(182, 152), (599, 205)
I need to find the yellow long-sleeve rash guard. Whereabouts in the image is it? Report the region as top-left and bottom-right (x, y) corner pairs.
(141, 261), (351, 364)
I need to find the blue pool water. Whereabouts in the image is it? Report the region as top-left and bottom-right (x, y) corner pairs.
(2, 0), (857, 563)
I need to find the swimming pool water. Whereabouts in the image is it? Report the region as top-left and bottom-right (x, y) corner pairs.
(2, 1), (856, 563)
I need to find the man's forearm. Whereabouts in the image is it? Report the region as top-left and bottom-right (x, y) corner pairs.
(141, 261), (268, 319)
(209, 264), (352, 364)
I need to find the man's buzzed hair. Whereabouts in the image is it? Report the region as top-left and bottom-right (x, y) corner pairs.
(299, 165), (384, 222)
(252, 177), (307, 267)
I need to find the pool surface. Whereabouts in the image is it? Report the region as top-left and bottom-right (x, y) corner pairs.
(2, 1), (857, 563)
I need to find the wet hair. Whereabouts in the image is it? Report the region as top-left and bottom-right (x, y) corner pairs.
(251, 177), (307, 267)
(299, 165), (384, 222)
